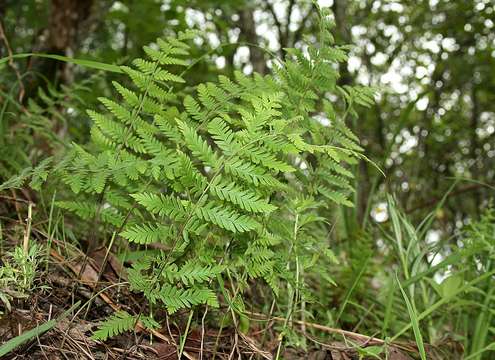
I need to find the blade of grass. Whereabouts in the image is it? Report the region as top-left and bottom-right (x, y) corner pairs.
(392, 269), (495, 341)
(395, 272), (426, 360)
(464, 343), (495, 360)
(45, 190), (57, 272)
(336, 255), (370, 323)
(0, 301), (80, 357)
(0, 53), (122, 73)
(470, 281), (494, 359)
(381, 278), (396, 336)
(387, 195), (409, 278)
(178, 310), (194, 359)
(401, 245), (485, 288)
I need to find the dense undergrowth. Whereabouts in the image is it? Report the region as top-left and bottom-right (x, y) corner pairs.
(0, 7), (494, 360)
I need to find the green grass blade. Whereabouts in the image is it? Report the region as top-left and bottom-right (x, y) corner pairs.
(0, 301), (80, 357)
(395, 273), (426, 360)
(0, 53), (122, 73)
(401, 245), (484, 288)
(387, 196), (409, 277)
(470, 285), (494, 359)
(392, 269), (495, 341)
(464, 343), (495, 360)
(336, 255), (370, 322)
(381, 278), (396, 336)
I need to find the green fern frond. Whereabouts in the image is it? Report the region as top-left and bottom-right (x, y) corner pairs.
(155, 111), (183, 143)
(120, 223), (174, 244)
(98, 97), (134, 125)
(56, 201), (96, 219)
(55, 12), (375, 325)
(178, 262), (223, 286)
(209, 181), (276, 213)
(132, 193), (188, 221)
(178, 120), (220, 167)
(158, 285), (218, 313)
(92, 311), (137, 341)
(184, 95), (204, 122)
(318, 186), (353, 207)
(143, 46), (188, 66)
(194, 202), (259, 233)
(112, 81), (139, 107)
(224, 157), (279, 187)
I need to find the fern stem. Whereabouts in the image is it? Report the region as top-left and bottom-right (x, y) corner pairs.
(275, 212), (300, 360)
(199, 305), (208, 360)
(178, 309), (194, 358)
(153, 130), (279, 280)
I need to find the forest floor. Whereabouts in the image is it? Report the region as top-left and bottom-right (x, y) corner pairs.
(0, 230), (452, 359)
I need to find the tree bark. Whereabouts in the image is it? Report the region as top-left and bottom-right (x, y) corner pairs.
(470, 85), (481, 214)
(332, 0), (352, 86)
(26, 0), (94, 91)
(239, 8), (267, 75)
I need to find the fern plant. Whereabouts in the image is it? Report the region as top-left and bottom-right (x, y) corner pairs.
(56, 8), (375, 339)
(0, 80), (92, 183)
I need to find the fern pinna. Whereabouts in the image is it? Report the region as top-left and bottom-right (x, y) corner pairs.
(58, 10), (374, 338)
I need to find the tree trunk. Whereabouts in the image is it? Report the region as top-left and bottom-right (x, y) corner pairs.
(239, 8), (266, 75)
(332, 0), (352, 86)
(26, 0), (94, 91)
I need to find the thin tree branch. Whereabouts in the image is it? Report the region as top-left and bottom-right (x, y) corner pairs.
(405, 183), (492, 213)
(286, 0), (295, 45)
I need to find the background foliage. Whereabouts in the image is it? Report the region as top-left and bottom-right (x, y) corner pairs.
(0, 1), (494, 359)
